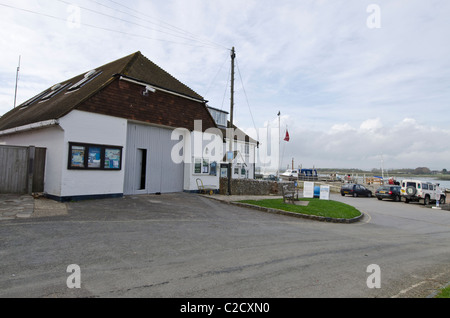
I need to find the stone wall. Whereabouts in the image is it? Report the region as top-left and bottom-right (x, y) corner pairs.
(219, 178), (294, 195)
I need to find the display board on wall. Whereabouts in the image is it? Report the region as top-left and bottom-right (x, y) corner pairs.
(68, 142), (122, 170)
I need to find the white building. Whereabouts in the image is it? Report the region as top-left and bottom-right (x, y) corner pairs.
(207, 106), (258, 180)
(0, 52), (222, 200)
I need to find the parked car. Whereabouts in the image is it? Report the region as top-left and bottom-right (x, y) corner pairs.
(340, 184), (372, 197)
(400, 179), (446, 205)
(375, 185), (401, 201)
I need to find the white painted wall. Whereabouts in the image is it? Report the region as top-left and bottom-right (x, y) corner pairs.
(224, 138), (257, 179)
(183, 130), (221, 192)
(59, 110), (128, 197)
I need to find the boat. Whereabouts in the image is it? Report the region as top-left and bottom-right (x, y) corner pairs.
(299, 168), (318, 181)
(280, 168), (318, 181)
(280, 169), (299, 178)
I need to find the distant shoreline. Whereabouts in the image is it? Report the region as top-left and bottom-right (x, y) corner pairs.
(316, 169), (450, 180)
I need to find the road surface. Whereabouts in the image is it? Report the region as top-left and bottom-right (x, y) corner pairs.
(0, 193), (449, 298)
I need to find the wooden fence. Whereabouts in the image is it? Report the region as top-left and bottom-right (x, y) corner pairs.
(0, 145), (46, 194)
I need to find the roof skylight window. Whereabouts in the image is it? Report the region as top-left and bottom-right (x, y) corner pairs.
(21, 90), (50, 107)
(40, 82), (71, 101)
(67, 69), (102, 92)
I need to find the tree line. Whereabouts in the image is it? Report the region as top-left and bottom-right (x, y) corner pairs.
(371, 167), (449, 175)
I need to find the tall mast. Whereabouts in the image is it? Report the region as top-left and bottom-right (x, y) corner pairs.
(230, 47), (235, 133)
(227, 47), (236, 195)
(14, 55), (21, 108)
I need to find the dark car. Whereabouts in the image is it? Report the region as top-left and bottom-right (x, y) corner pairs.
(340, 184), (372, 197)
(375, 185), (401, 202)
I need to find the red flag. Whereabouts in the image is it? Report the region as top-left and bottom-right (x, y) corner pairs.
(284, 130), (290, 142)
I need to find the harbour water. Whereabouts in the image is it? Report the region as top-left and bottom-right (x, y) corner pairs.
(415, 177), (450, 189)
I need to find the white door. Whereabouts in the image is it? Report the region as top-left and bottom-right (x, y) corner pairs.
(124, 123), (184, 195)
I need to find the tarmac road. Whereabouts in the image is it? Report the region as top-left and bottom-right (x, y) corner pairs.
(0, 192), (449, 298)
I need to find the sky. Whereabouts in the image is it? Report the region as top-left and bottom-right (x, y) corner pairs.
(1, 0), (449, 171)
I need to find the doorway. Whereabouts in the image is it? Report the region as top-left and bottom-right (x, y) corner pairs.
(137, 148), (147, 190)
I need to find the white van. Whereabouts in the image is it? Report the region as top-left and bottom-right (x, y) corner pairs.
(400, 179), (446, 205)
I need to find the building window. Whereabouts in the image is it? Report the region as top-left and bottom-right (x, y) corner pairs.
(67, 69), (102, 92)
(68, 142), (122, 170)
(40, 82), (72, 102)
(207, 107), (228, 127)
(193, 158), (217, 176)
(21, 88), (58, 107)
(209, 161), (217, 176)
(194, 158), (202, 174)
(202, 158), (210, 174)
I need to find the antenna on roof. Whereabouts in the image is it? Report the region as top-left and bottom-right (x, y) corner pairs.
(14, 55), (21, 108)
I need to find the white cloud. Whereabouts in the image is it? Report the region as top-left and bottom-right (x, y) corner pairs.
(360, 118), (383, 133)
(330, 123), (354, 134)
(278, 117), (450, 170)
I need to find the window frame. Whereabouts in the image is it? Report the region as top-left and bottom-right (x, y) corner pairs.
(40, 82), (72, 102)
(202, 158), (210, 174)
(66, 70), (102, 93)
(194, 158), (202, 174)
(209, 161), (217, 176)
(193, 157), (217, 176)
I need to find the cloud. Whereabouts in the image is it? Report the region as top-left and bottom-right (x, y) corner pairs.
(275, 117), (450, 170)
(360, 118), (383, 133)
(330, 123), (354, 134)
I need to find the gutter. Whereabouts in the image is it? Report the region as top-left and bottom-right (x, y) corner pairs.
(118, 75), (206, 104)
(0, 119), (59, 137)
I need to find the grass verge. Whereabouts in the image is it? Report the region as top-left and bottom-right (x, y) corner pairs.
(239, 198), (361, 219)
(435, 285), (450, 298)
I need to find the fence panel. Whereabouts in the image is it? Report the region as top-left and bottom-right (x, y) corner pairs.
(33, 147), (46, 193)
(0, 145), (46, 194)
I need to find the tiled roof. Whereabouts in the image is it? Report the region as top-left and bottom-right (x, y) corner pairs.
(123, 53), (204, 100)
(0, 51), (205, 131)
